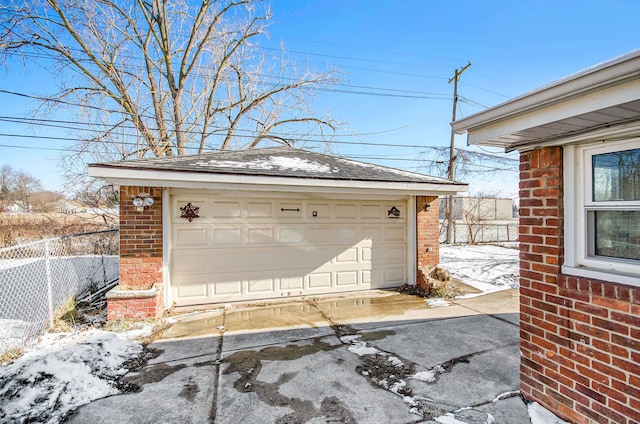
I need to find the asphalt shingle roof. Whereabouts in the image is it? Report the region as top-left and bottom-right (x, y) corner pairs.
(91, 146), (464, 185)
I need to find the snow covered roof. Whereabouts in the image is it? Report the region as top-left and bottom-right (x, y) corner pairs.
(88, 147), (468, 196)
(90, 147), (461, 185)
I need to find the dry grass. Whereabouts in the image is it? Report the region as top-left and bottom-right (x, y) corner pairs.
(0, 212), (113, 247)
(0, 347), (24, 365)
(51, 298), (80, 333)
(105, 317), (169, 344)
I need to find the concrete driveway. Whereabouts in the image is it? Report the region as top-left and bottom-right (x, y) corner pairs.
(66, 289), (528, 423)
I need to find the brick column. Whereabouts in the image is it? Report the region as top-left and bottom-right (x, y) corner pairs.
(108, 186), (164, 320)
(416, 195), (439, 288)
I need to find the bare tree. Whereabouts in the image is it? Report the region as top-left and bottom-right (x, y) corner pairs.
(0, 165), (14, 211)
(1, 0), (338, 172)
(460, 193), (498, 245)
(12, 170), (42, 211)
(30, 190), (65, 212)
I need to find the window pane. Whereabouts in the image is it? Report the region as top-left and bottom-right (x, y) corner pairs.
(593, 210), (640, 261)
(592, 148), (640, 201)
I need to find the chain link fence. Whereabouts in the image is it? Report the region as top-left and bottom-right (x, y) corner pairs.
(0, 230), (119, 354)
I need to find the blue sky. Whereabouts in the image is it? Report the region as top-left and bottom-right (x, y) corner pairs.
(1, 0), (639, 197)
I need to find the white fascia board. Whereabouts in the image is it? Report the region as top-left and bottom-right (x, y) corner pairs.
(452, 50), (640, 137)
(464, 78), (640, 148)
(88, 166), (468, 197)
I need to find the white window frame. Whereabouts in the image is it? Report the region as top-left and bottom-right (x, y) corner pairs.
(563, 138), (640, 286)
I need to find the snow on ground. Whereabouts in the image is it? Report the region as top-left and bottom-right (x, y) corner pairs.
(528, 402), (571, 424)
(440, 244), (519, 294)
(0, 329), (144, 423)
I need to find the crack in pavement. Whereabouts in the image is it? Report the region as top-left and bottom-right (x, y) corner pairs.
(210, 307), (226, 422)
(306, 300), (520, 423)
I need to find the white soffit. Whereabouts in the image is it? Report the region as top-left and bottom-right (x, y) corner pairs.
(452, 49), (640, 151)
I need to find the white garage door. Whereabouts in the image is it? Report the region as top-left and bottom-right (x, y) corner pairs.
(170, 191), (408, 306)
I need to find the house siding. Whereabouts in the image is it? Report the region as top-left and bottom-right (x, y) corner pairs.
(519, 147), (640, 424)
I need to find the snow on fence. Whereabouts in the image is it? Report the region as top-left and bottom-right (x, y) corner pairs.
(0, 230), (119, 354)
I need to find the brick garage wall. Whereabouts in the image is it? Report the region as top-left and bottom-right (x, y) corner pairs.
(416, 195), (439, 287)
(519, 147), (640, 424)
(119, 186), (163, 290)
(110, 185), (164, 319)
(107, 285), (164, 320)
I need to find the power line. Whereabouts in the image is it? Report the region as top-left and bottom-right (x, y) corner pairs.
(14, 50), (450, 97)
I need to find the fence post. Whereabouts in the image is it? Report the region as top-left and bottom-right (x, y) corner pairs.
(44, 240), (54, 328)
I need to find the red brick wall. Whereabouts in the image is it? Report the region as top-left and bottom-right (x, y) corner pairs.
(416, 196), (439, 287)
(119, 186), (163, 290)
(107, 286), (164, 320)
(519, 147), (640, 424)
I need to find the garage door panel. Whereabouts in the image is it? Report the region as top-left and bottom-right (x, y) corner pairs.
(212, 279), (242, 295)
(375, 245), (405, 263)
(385, 227), (406, 242)
(308, 226), (332, 243)
(248, 278), (275, 293)
(363, 269), (382, 285)
(336, 271), (358, 286)
(361, 247), (372, 262)
(335, 203), (357, 218)
(335, 227), (358, 242)
(247, 202), (273, 218)
(385, 268), (406, 284)
(280, 276), (304, 291)
(335, 247), (358, 263)
(308, 203), (330, 218)
(309, 272), (332, 288)
(212, 227), (242, 244)
(361, 204), (382, 219)
(212, 201), (241, 218)
(361, 227), (382, 241)
(174, 227), (207, 246)
(173, 251), (214, 274)
(277, 247), (309, 267)
(278, 226), (305, 243)
(247, 227), (273, 244)
(171, 194), (409, 306)
(172, 275), (210, 299)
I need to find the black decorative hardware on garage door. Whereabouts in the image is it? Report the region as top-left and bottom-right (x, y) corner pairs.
(387, 206), (400, 218)
(180, 202), (200, 222)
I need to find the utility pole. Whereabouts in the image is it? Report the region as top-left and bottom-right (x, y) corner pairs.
(446, 61), (471, 244)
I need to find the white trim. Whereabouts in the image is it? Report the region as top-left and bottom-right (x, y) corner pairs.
(563, 146), (577, 268)
(407, 196), (417, 286)
(463, 78), (640, 148)
(89, 167), (467, 196)
(162, 188), (172, 309)
(564, 139), (640, 286)
(562, 265), (640, 287)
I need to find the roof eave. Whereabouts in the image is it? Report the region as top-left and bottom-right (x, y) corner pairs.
(451, 49), (640, 143)
(88, 165), (468, 196)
